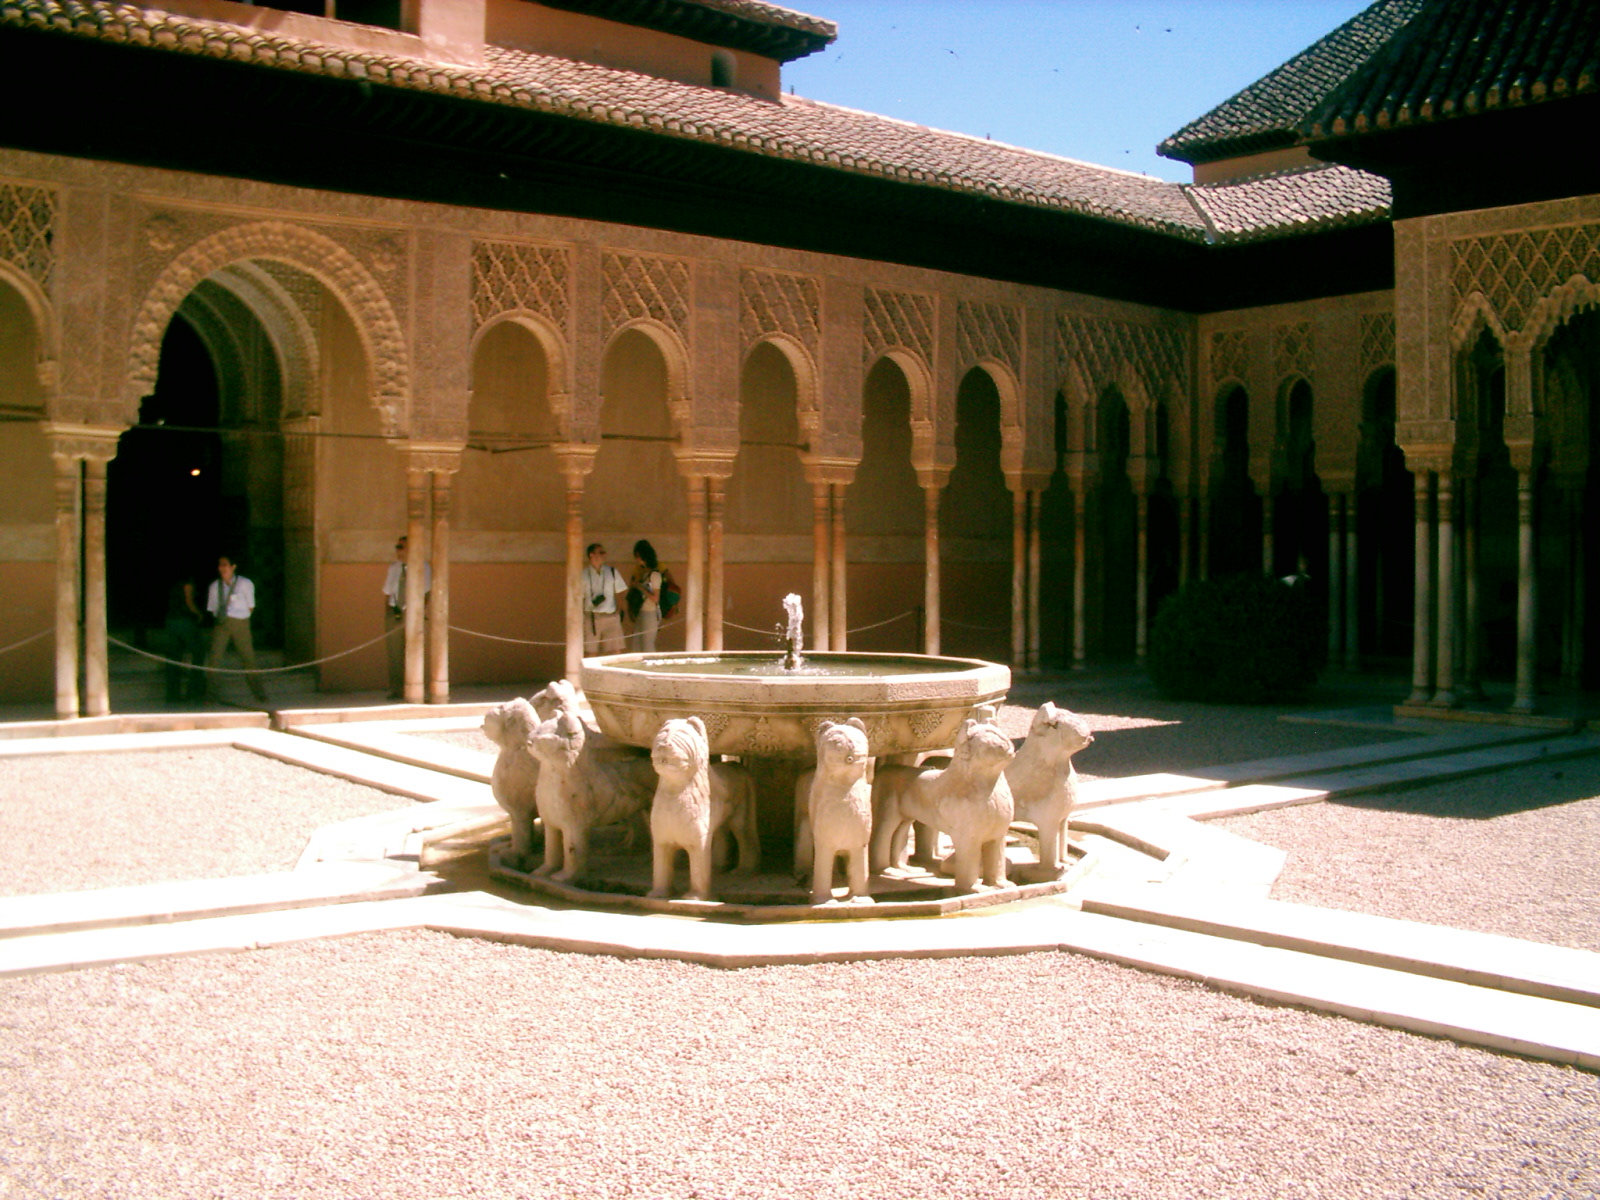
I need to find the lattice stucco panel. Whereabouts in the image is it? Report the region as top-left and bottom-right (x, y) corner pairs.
(0, 182), (55, 292)
(1273, 321), (1314, 383)
(258, 260), (326, 332)
(956, 299), (1021, 376)
(1360, 312), (1395, 375)
(1057, 313), (1187, 397)
(1208, 329), (1248, 387)
(740, 268), (820, 358)
(473, 240), (569, 332)
(602, 252), (690, 343)
(1450, 222), (1600, 333)
(863, 287), (934, 366)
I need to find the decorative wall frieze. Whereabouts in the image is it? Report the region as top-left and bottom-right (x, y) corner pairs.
(1208, 328), (1248, 388)
(0, 181), (55, 292)
(862, 286), (934, 368)
(602, 251), (691, 346)
(739, 267), (820, 361)
(1450, 221), (1600, 335)
(472, 239), (570, 333)
(1359, 311), (1395, 377)
(1273, 321), (1313, 384)
(955, 299), (1021, 379)
(1057, 313), (1187, 401)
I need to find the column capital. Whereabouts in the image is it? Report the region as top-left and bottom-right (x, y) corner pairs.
(44, 423), (122, 463)
(916, 466), (951, 491)
(549, 440), (600, 486)
(673, 448), (739, 480)
(800, 454), (859, 487)
(390, 440), (465, 474)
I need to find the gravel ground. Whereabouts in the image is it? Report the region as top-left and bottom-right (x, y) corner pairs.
(0, 748), (415, 897)
(2, 933), (1595, 1200)
(1217, 752), (1600, 953)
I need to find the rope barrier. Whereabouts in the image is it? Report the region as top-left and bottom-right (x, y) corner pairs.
(846, 610), (917, 635)
(448, 613), (687, 649)
(939, 616), (1011, 632)
(107, 629), (394, 675)
(0, 628), (50, 658)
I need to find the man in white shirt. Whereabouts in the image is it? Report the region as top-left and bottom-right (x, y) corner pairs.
(205, 555), (268, 702)
(581, 542), (626, 656)
(382, 535), (431, 699)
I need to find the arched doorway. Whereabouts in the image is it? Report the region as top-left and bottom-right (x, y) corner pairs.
(0, 275), (54, 701)
(1095, 385), (1136, 658)
(941, 367), (1012, 662)
(1356, 367), (1414, 661)
(457, 318), (567, 683)
(1273, 378), (1325, 584)
(847, 356), (923, 651)
(1208, 384), (1260, 577)
(1540, 307), (1599, 688)
(725, 340), (811, 648)
(1039, 388), (1074, 666)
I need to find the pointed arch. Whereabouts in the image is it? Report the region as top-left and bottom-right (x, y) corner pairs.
(603, 317), (691, 436)
(474, 310), (572, 435)
(1451, 290), (1509, 353)
(125, 220), (408, 433)
(746, 332), (820, 446)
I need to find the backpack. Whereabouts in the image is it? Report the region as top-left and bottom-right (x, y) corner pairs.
(658, 567), (681, 619)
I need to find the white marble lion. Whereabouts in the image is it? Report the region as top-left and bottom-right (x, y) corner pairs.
(483, 697), (543, 871)
(1005, 701), (1093, 874)
(792, 718), (873, 905)
(648, 716), (760, 902)
(870, 714), (1015, 892)
(528, 704), (658, 883)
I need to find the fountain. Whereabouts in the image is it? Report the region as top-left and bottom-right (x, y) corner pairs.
(489, 596), (1094, 917)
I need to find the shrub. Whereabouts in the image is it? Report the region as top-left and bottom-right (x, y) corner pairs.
(1148, 572), (1326, 703)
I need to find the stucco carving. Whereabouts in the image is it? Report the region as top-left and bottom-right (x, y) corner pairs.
(602, 250), (691, 345)
(127, 219), (410, 433)
(1360, 311), (1395, 377)
(956, 298), (1021, 378)
(740, 267), (820, 359)
(1273, 321), (1314, 385)
(0, 181), (55, 293)
(1057, 312), (1186, 401)
(1209, 328), (1248, 387)
(472, 239), (570, 332)
(1451, 222), (1600, 334)
(863, 286), (934, 368)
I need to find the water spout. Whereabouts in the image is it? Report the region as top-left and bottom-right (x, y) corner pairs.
(781, 593), (804, 671)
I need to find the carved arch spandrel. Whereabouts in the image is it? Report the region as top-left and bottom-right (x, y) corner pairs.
(0, 258), (58, 404)
(126, 220), (409, 434)
(472, 310), (574, 437)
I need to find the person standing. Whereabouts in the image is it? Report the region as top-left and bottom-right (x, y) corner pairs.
(581, 543), (627, 657)
(162, 566), (206, 702)
(206, 555), (268, 703)
(382, 534), (431, 700)
(628, 538), (662, 653)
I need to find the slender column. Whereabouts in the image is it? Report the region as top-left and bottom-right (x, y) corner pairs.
(1431, 472), (1457, 707)
(1134, 491), (1150, 661)
(922, 484), (940, 656)
(1406, 473), (1434, 706)
(1462, 479), (1483, 698)
(1198, 494), (1211, 581)
(811, 482), (831, 651)
(1571, 491), (1586, 683)
(1343, 491), (1359, 671)
(403, 469), (427, 705)
(1010, 488), (1027, 667)
(1027, 490), (1042, 672)
(830, 484), (848, 651)
(53, 455), (80, 719)
(684, 475), (706, 652)
(1261, 489), (1275, 575)
(427, 471), (451, 704)
(1178, 496), (1193, 587)
(82, 458), (110, 717)
(563, 482), (585, 682)
(1327, 492), (1345, 662)
(1512, 470), (1538, 713)
(1561, 488), (1582, 680)
(1071, 487), (1087, 669)
(706, 477), (725, 653)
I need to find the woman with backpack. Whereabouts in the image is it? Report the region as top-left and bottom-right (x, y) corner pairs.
(627, 539), (666, 652)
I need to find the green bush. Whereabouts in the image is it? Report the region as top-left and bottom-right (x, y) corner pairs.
(1148, 572), (1326, 703)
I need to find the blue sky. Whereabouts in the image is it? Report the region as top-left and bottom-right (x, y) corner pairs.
(784, 1), (1372, 182)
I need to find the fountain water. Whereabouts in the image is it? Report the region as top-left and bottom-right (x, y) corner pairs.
(781, 593), (804, 672)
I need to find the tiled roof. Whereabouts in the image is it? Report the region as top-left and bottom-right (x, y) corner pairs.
(1159, 0), (1424, 164)
(0, 1), (1393, 246)
(1185, 164), (1391, 244)
(1303, 0), (1599, 139)
(532, 0), (835, 63)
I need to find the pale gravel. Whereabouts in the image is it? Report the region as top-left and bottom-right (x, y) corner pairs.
(1, 934), (1595, 1200)
(1217, 753), (1600, 953)
(417, 727), (496, 754)
(0, 748), (415, 897)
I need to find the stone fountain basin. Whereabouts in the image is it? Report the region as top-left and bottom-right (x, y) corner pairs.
(582, 651), (1011, 759)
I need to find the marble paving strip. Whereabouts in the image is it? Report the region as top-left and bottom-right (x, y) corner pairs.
(0, 711), (270, 741)
(290, 721), (492, 783)
(229, 728), (491, 808)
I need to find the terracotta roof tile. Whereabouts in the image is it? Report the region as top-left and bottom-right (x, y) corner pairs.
(1303, 0), (1599, 138)
(1183, 163), (1391, 244)
(531, 0), (835, 63)
(1160, 0), (1424, 164)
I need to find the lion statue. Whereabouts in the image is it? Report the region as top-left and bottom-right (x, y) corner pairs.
(792, 718), (873, 905)
(483, 697), (544, 871)
(870, 714), (1015, 892)
(1005, 702), (1093, 875)
(648, 716), (761, 902)
(527, 703), (658, 883)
